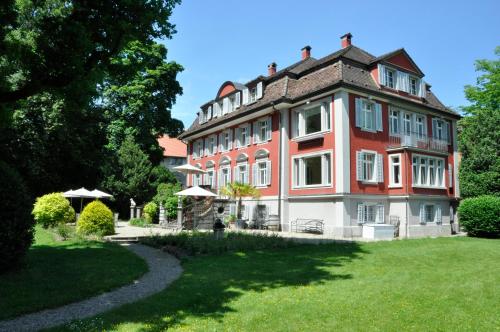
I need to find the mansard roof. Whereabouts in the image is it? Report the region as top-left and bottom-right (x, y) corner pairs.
(179, 44), (458, 140)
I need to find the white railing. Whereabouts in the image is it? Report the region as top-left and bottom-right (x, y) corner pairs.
(388, 132), (448, 153)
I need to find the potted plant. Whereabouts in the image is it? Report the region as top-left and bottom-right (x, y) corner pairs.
(220, 182), (261, 229)
(224, 214), (237, 229)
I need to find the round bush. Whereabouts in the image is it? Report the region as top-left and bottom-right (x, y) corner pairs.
(458, 195), (500, 238)
(143, 201), (158, 223)
(77, 200), (115, 236)
(0, 162), (35, 271)
(32, 193), (75, 228)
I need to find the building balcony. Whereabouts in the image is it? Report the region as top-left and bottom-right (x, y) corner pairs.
(388, 132), (449, 154)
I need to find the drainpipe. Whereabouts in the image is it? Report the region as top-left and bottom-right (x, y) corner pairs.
(405, 149), (410, 238)
(273, 103), (282, 230)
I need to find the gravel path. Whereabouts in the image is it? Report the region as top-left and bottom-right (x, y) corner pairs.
(0, 244), (182, 332)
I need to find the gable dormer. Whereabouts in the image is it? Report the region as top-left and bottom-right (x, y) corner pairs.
(370, 49), (426, 98)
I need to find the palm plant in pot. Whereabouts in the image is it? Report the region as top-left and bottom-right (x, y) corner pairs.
(220, 182), (261, 229)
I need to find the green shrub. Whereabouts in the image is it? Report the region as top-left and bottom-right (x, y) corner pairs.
(32, 193), (75, 228)
(165, 196), (178, 219)
(143, 202), (158, 223)
(140, 231), (295, 256)
(458, 195), (500, 238)
(129, 218), (150, 227)
(77, 200), (114, 236)
(0, 162), (35, 272)
(153, 183), (181, 219)
(55, 223), (75, 241)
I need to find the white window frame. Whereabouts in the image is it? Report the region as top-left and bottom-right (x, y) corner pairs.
(357, 202), (385, 224)
(218, 165), (231, 188)
(389, 108), (400, 135)
(234, 162), (249, 184)
(409, 76), (419, 95)
(412, 154), (446, 188)
(235, 124), (250, 148)
(205, 168), (216, 189)
(415, 114), (426, 139)
(385, 68), (395, 88)
(252, 158), (271, 187)
(219, 129), (232, 153)
(292, 150), (333, 189)
(193, 139), (204, 159)
(355, 98), (382, 132)
(292, 101), (331, 139)
(388, 153), (402, 188)
(249, 87), (257, 103)
(208, 135), (217, 155)
(253, 116), (271, 144)
(356, 150), (383, 183)
(419, 203), (442, 224)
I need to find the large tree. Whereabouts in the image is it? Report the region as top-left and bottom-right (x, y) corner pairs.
(459, 47), (500, 198)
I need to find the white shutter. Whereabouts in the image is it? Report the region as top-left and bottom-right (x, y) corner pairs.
(218, 133), (223, 152)
(436, 205), (442, 224)
(378, 64), (385, 86)
(256, 81), (263, 99)
(234, 128), (240, 148)
(266, 160), (272, 185)
(448, 163), (453, 188)
(266, 117), (272, 141)
(235, 92), (241, 108)
(419, 80), (426, 98)
(357, 203), (364, 224)
(377, 154), (384, 182)
(207, 106), (212, 120)
(356, 151), (363, 181)
(242, 88), (249, 104)
(375, 103), (383, 131)
(213, 103), (219, 117)
(204, 138), (209, 156)
(355, 98), (362, 127)
(228, 130), (233, 150)
(234, 166), (239, 183)
(419, 204), (425, 224)
(252, 164), (257, 186)
(213, 170), (217, 189)
(397, 71), (409, 92)
(376, 204), (385, 224)
(222, 97), (229, 114)
(245, 125), (251, 145)
(212, 135), (217, 154)
(253, 121), (260, 143)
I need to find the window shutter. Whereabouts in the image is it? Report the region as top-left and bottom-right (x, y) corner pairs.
(228, 130), (233, 150)
(218, 133), (223, 152)
(212, 136), (217, 154)
(378, 64), (385, 86)
(245, 125), (251, 145)
(376, 204), (385, 224)
(242, 88), (249, 104)
(234, 166), (239, 183)
(448, 163), (453, 188)
(204, 138), (209, 156)
(377, 154), (384, 182)
(266, 160), (272, 185)
(356, 151), (363, 181)
(228, 167), (232, 184)
(419, 80), (426, 98)
(256, 82), (263, 99)
(266, 117), (272, 141)
(432, 119), (437, 139)
(252, 121), (258, 144)
(436, 205), (442, 224)
(213, 170), (217, 189)
(222, 97), (229, 114)
(213, 103), (219, 117)
(445, 122), (451, 144)
(234, 128), (240, 148)
(235, 92), (241, 108)
(357, 204), (364, 224)
(252, 164), (257, 186)
(207, 106), (212, 120)
(375, 103), (383, 131)
(419, 204), (425, 224)
(355, 98), (362, 127)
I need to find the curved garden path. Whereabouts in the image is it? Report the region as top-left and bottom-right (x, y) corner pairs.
(0, 244), (182, 332)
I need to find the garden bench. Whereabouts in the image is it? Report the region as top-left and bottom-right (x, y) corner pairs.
(291, 218), (324, 234)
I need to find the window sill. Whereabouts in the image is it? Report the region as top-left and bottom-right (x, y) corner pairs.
(360, 128), (378, 133)
(388, 184), (402, 189)
(360, 180), (379, 185)
(292, 184), (332, 190)
(412, 185), (446, 189)
(292, 131), (328, 142)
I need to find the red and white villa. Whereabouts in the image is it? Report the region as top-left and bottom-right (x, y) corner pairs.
(178, 33), (461, 239)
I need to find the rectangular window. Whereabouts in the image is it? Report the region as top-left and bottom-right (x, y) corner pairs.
(355, 98), (382, 132)
(385, 69), (395, 88)
(389, 154), (401, 187)
(293, 102), (331, 138)
(258, 161), (267, 186)
(249, 87), (257, 103)
(235, 125), (250, 148)
(410, 77), (418, 95)
(356, 150), (383, 183)
(412, 155), (445, 188)
(206, 169), (215, 188)
(362, 101), (375, 130)
(389, 109), (399, 135)
(357, 203), (384, 224)
(424, 205), (434, 223)
(194, 140), (204, 159)
(220, 167), (230, 188)
(292, 151), (332, 188)
(235, 163), (249, 184)
(220, 130), (232, 152)
(254, 117), (271, 143)
(416, 115), (425, 139)
(362, 153), (375, 181)
(209, 135), (217, 154)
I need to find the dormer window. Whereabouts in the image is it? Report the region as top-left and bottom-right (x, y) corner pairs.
(385, 68), (395, 88)
(249, 87), (257, 103)
(409, 76), (418, 95)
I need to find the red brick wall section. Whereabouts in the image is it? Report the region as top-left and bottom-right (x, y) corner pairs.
(386, 53), (419, 74)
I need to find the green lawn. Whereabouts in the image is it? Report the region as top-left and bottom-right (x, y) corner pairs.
(50, 237), (499, 331)
(0, 226), (148, 320)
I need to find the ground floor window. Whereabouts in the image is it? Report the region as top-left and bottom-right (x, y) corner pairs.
(252, 159), (271, 187)
(234, 163), (249, 184)
(357, 203), (384, 224)
(218, 166), (231, 188)
(419, 203), (442, 224)
(205, 169), (216, 188)
(356, 150), (383, 183)
(292, 151), (332, 188)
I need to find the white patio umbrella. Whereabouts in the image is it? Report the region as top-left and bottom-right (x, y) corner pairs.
(173, 164), (207, 174)
(63, 187), (93, 212)
(89, 189), (113, 199)
(175, 185), (217, 197)
(62, 189), (77, 198)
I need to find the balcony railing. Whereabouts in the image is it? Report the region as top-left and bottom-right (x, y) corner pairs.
(388, 132), (449, 153)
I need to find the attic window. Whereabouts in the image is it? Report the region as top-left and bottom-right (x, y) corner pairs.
(385, 68), (395, 88)
(249, 87), (257, 103)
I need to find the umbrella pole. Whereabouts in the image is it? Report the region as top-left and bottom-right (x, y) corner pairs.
(80, 198), (83, 213)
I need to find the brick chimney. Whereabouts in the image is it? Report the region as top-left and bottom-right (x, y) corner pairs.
(301, 45), (311, 60)
(268, 62), (277, 76)
(340, 33), (352, 48)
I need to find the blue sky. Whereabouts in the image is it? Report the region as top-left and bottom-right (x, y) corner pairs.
(160, 0), (499, 128)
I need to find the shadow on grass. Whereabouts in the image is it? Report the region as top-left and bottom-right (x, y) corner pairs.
(66, 242), (366, 331)
(0, 241), (147, 321)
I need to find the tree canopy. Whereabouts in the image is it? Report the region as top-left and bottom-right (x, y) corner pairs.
(458, 47), (500, 198)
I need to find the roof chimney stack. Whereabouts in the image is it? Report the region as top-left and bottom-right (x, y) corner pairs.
(340, 33), (352, 48)
(301, 45), (312, 60)
(268, 62), (277, 76)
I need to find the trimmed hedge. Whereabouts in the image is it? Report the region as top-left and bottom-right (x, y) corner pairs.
(0, 162), (35, 272)
(32, 193), (75, 228)
(77, 200), (115, 236)
(458, 195), (500, 238)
